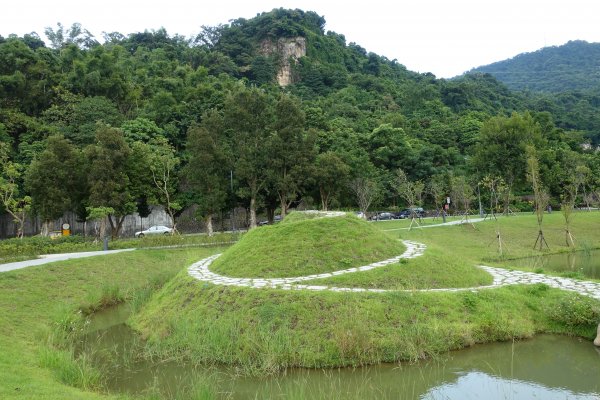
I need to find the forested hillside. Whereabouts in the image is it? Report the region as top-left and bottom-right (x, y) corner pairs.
(1, 8), (599, 237)
(469, 40), (600, 93)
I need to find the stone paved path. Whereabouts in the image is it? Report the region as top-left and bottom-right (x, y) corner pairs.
(187, 240), (600, 299)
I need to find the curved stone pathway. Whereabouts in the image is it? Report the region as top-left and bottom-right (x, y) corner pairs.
(188, 240), (426, 292)
(188, 240), (600, 299)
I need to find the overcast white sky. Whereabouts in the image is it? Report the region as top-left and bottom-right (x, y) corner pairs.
(2, 0), (599, 78)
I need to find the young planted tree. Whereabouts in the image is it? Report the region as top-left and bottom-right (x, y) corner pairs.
(395, 168), (424, 229)
(427, 173), (447, 222)
(527, 151), (550, 250)
(183, 110), (230, 236)
(450, 175), (475, 225)
(559, 164), (587, 247)
(348, 177), (380, 218)
(314, 152), (350, 211)
(0, 143), (31, 238)
(480, 175), (508, 255)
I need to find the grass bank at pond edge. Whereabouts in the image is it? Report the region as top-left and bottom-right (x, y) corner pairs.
(0, 245), (229, 399)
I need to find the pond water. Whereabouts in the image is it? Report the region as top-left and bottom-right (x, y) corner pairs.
(501, 249), (600, 279)
(82, 305), (600, 399)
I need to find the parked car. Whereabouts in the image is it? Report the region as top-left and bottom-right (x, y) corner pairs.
(258, 215), (283, 226)
(135, 225), (174, 237)
(396, 208), (426, 219)
(371, 212), (394, 221)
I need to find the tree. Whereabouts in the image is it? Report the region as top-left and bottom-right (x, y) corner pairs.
(427, 173), (447, 222)
(25, 135), (81, 236)
(527, 150), (550, 250)
(183, 111), (230, 236)
(472, 112), (544, 213)
(314, 152), (350, 211)
(450, 175), (475, 223)
(44, 22), (98, 49)
(348, 177), (380, 217)
(86, 125), (135, 238)
(0, 143), (31, 238)
(267, 95), (316, 218)
(224, 86), (272, 229)
(148, 137), (181, 233)
(395, 168), (424, 228)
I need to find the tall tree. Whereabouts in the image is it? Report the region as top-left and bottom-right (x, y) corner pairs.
(224, 86), (272, 229)
(148, 137), (181, 232)
(183, 110), (230, 236)
(268, 94), (316, 218)
(25, 135), (81, 236)
(472, 112), (544, 213)
(314, 152), (350, 211)
(86, 125), (135, 238)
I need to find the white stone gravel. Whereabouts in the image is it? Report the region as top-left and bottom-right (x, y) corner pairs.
(187, 241), (600, 300)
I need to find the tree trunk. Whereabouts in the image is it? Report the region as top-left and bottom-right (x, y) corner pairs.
(205, 214), (213, 237)
(167, 209), (177, 234)
(41, 219), (51, 236)
(279, 196), (287, 220)
(249, 196), (257, 229)
(320, 187), (329, 211)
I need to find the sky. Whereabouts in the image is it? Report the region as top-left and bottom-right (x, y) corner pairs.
(2, 0), (599, 78)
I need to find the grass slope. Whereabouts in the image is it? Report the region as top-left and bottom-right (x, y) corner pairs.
(132, 212), (600, 375)
(210, 214), (405, 278)
(0, 246), (228, 399)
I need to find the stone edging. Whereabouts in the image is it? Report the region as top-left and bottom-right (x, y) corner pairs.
(188, 240), (600, 299)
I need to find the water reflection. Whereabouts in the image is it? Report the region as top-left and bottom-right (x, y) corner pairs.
(83, 307), (600, 399)
(502, 250), (600, 279)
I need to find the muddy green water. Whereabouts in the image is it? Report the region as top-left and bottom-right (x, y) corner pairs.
(83, 305), (600, 399)
(502, 249), (600, 279)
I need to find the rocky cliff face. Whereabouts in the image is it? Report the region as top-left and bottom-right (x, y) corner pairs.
(260, 37), (306, 86)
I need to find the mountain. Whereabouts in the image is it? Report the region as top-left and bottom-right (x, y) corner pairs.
(468, 40), (600, 93)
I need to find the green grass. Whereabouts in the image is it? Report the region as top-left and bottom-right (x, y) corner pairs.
(210, 214), (404, 278)
(0, 231), (238, 261)
(301, 246), (492, 289)
(131, 211), (600, 376)
(3, 211), (600, 397)
(0, 246), (227, 399)
(376, 211), (600, 278)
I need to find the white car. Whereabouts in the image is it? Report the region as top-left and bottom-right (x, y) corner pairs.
(135, 225), (174, 238)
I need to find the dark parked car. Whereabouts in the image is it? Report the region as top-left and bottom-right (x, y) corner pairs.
(371, 212), (394, 221)
(396, 208), (426, 219)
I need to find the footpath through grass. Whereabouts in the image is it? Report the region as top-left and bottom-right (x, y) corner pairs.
(0, 245), (228, 399)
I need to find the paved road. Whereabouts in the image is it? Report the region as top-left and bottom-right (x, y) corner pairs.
(0, 249), (135, 273)
(382, 217), (485, 231)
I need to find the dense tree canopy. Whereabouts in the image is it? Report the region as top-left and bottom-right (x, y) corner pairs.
(1, 8), (599, 237)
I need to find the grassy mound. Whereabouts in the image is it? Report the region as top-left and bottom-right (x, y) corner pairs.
(210, 213), (405, 278)
(131, 212), (600, 376)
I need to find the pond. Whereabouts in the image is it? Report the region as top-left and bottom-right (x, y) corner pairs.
(81, 305), (600, 399)
(501, 249), (600, 279)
